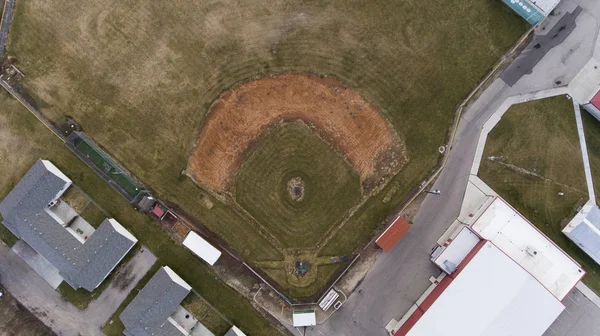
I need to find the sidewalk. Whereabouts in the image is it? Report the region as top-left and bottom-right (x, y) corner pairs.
(576, 282), (600, 308)
(573, 100), (596, 203)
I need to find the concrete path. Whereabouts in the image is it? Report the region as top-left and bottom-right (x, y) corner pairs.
(573, 100), (596, 203)
(0, 242), (156, 336)
(307, 1), (600, 335)
(545, 286), (600, 336)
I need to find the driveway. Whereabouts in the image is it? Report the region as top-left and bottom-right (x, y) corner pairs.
(307, 0), (600, 335)
(0, 242), (156, 336)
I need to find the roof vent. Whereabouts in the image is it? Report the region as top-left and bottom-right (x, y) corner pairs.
(526, 246), (539, 257)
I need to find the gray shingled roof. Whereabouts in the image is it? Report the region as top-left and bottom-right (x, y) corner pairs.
(0, 160), (137, 291)
(120, 267), (190, 336)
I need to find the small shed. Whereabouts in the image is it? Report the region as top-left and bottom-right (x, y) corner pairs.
(376, 216), (411, 252)
(137, 195), (156, 213)
(183, 231), (222, 266)
(293, 310), (317, 327)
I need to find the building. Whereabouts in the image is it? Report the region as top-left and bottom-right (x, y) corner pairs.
(568, 57), (600, 119)
(292, 310), (317, 327)
(0, 159), (137, 291)
(183, 231), (222, 266)
(392, 197), (584, 336)
(120, 266), (223, 336)
(501, 0), (561, 24)
(120, 266), (191, 336)
(376, 216), (411, 252)
(563, 202), (600, 265)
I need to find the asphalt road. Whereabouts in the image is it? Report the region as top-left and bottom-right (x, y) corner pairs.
(307, 0), (600, 335)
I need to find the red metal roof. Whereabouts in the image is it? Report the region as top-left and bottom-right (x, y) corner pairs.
(592, 90), (600, 110)
(152, 205), (165, 218)
(376, 217), (411, 252)
(394, 308), (424, 336)
(393, 239), (487, 336)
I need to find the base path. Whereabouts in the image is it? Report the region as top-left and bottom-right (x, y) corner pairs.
(187, 73), (405, 192)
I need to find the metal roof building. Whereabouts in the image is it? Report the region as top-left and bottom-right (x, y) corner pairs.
(399, 241), (565, 336)
(470, 198), (584, 300)
(563, 202), (600, 265)
(0, 159), (137, 291)
(120, 266), (192, 336)
(183, 231), (222, 266)
(393, 196), (584, 336)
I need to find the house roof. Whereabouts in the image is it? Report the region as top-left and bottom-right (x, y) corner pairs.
(404, 242), (565, 336)
(224, 326), (247, 336)
(120, 266), (191, 336)
(0, 159), (137, 291)
(563, 202), (600, 265)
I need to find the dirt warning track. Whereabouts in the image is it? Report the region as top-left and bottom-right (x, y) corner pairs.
(187, 73), (406, 192)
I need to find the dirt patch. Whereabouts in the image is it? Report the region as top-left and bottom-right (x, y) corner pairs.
(187, 73), (406, 192)
(286, 176), (305, 202)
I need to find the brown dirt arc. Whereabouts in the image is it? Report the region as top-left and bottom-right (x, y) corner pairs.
(187, 73), (406, 192)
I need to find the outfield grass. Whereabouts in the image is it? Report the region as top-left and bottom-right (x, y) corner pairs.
(7, 0), (527, 297)
(479, 96), (600, 294)
(235, 122), (361, 248)
(0, 91), (284, 335)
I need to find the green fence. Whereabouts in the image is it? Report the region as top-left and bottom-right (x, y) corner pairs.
(66, 132), (144, 202)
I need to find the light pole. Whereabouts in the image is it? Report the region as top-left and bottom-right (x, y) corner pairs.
(425, 189), (441, 195)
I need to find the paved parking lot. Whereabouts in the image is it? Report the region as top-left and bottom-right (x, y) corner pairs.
(545, 287), (600, 336)
(11, 240), (63, 289)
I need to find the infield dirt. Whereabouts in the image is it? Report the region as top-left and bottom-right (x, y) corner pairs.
(187, 73), (406, 192)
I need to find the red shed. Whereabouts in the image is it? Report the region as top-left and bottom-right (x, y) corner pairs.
(376, 216), (411, 252)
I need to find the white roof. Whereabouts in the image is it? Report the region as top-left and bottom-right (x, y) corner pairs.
(183, 231), (222, 266)
(293, 310), (317, 327)
(107, 218), (138, 243)
(163, 266), (192, 291)
(433, 227), (481, 274)
(408, 242), (564, 336)
(42, 160), (72, 184)
(530, 0), (561, 13)
(470, 198), (584, 300)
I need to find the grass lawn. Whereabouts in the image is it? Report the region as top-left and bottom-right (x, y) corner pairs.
(479, 96), (600, 294)
(79, 203), (106, 228)
(7, 0), (527, 297)
(0, 91), (284, 335)
(235, 121), (361, 248)
(0, 224), (18, 247)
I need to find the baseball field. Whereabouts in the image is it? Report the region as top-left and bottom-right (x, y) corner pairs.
(6, 0), (527, 298)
